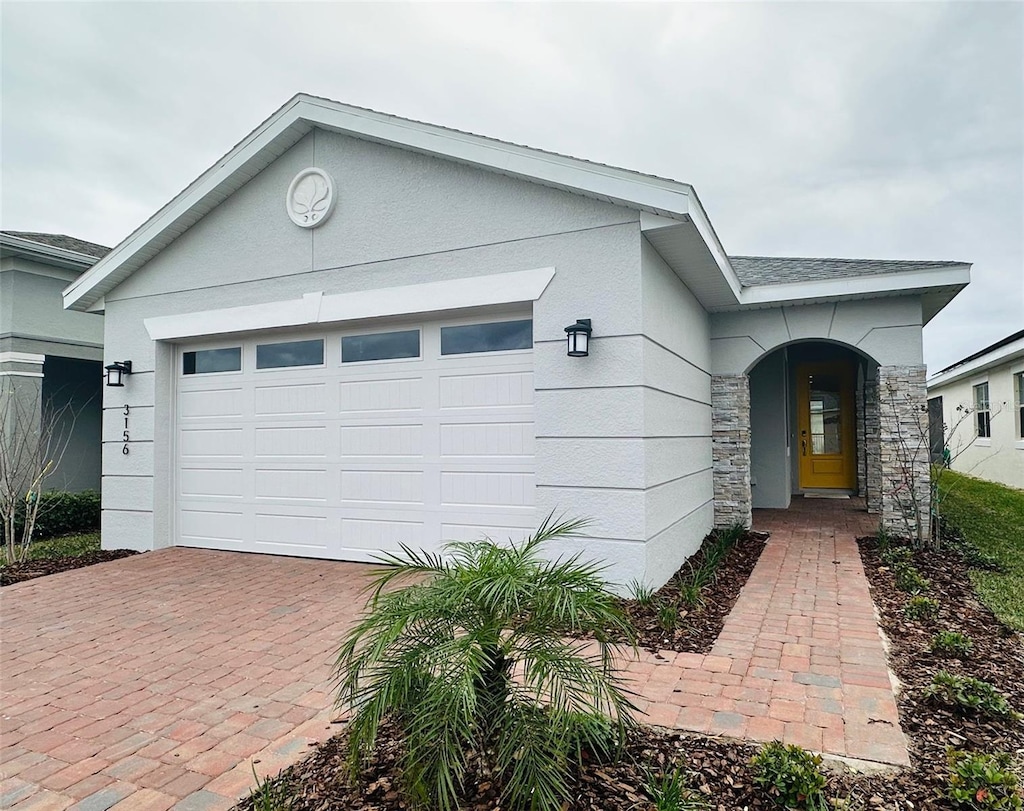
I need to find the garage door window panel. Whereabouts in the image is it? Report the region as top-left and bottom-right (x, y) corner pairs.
(183, 347), (242, 375)
(256, 339), (325, 369)
(342, 330), (420, 363)
(440, 320), (532, 356)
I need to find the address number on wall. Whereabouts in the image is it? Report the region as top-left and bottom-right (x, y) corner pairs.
(122, 404), (130, 455)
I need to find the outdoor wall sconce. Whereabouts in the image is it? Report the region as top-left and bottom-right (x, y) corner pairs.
(564, 319), (592, 357)
(104, 360), (133, 387)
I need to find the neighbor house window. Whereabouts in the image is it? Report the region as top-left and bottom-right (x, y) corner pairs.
(973, 382), (991, 438)
(440, 319), (532, 355)
(1016, 372), (1024, 439)
(256, 339), (324, 369)
(183, 347), (241, 375)
(342, 330), (420, 363)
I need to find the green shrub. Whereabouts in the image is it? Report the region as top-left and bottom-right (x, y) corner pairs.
(947, 750), (1022, 810)
(930, 630), (975, 658)
(959, 544), (1006, 573)
(750, 741), (828, 810)
(333, 515), (636, 811)
(677, 583), (704, 610)
(15, 490), (101, 541)
(894, 562), (930, 594)
(925, 672), (1021, 720)
(658, 600), (681, 631)
(646, 768), (710, 811)
(904, 596), (940, 621)
(880, 545), (913, 567)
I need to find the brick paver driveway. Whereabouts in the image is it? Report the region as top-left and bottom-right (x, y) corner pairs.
(2, 549), (370, 811)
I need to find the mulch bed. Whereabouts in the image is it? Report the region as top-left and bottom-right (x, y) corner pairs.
(619, 529), (770, 654)
(857, 535), (1024, 800)
(231, 530), (1024, 811)
(0, 549), (139, 586)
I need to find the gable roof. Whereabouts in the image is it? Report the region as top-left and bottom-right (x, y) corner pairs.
(61, 93), (971, 319)
(729, 256), (970, 287)
(1, 230), (110, 275)
(1, 231), (111, 259)
(928, 329), (1024, 388)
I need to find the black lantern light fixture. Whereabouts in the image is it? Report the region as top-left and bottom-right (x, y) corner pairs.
(564, 319), (592, 357)
(104, 360), (133, 387)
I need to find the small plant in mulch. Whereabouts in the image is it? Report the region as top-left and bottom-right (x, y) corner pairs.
(904, 595), (940, 621)
(248, 763), (296, 811)
(930, 630), (975, 659)
(644, 767), (710, 811)
(894, 562), (931, 594)
(617, 524), (769, 653)
(749, 741), (828, 810)
(946, 750), (1022, 810)
(924, 672), (1021, 721)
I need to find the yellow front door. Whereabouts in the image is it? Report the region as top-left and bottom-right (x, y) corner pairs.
(796, 361), (856, 490)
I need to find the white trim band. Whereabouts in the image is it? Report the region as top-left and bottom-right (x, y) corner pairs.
(144, 267), (556, 342)
(0, 351), (45, 365)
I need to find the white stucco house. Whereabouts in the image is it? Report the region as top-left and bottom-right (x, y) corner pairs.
(63, 94), (971, 588)
(2, 231), (108, 492)
(927, 330), (1024, 490)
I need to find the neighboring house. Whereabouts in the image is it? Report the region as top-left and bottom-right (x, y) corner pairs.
(1, 231), (109, 492)
(62, 94), (971, 588)
(927, 330), (1024, 490)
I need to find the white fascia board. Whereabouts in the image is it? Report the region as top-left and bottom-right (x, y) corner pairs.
(0, 351), (45, 364)
(144, 267), (556, 342)
(927, 337), (1024, 389)
(65, 93), (711, 313)
(2, 234), (100, 270)
(684, 190), (742, 301)
(736, 265), (972, 308)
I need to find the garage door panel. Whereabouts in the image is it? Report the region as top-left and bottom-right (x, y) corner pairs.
(340, 469), (424, 504)
(179, 388), (244, 419)
(180, 468), (244, 499)
(339, 424), (424, 456)
(440, 422), (534, 456)
(439, 371), (533, 408)
(254, 468), (329, 502)
(255, 383), (327, 415)
(180, 428), (245, 458)
(255, 426), (329, 457)
(180, 509), (245, 544)
(440, 471), (535, 507)
(339, 378), (423, 412)
(441, 521), (533, 545)
(339, 517), (424, 556)
(254, 513), (328, 551)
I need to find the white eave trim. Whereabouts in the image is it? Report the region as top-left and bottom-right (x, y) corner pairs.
(65, 93), (710, 312)
(733, 265), (971, 308)
(144, 267), (556, 342)
(927, 336), (1024, 389)
(2, 234), (102, 270)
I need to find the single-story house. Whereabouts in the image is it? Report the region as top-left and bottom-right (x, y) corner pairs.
(1, 231), (108, 492)
(927, 330), (1024, 490)
(63, 94), (971, 588)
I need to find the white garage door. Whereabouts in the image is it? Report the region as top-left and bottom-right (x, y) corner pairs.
(174, 312), (536, 561)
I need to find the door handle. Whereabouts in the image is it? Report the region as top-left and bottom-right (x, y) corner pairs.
(801, 439), (807, 456)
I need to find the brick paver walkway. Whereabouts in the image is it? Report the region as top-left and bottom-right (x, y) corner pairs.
(625, 496), (910, 765)
(2, 549), (368, 811)
(2, 497), (908, 811)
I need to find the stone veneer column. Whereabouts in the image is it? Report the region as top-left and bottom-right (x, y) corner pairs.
(864, 373), (881, 513)
(712, 374), (752, 528)
(877, 365), (931, 541)
(856, 372), (866, 498)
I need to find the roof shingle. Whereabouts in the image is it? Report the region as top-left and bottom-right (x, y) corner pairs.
(728, 255), (969, 287)
(1, 231), (111, 259)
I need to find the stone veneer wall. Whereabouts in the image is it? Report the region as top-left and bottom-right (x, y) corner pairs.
(712, 374), (752, 528)
(878, 365), (931, 540)
(865, 374), (881, 514)
(856, 370), (866, 498)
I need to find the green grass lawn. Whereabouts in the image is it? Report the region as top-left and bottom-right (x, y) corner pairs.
(936, 470), (1024, 632)
(1, 532), (101, 566)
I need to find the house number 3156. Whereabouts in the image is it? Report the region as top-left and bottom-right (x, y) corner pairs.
(122, 404), (130, 455)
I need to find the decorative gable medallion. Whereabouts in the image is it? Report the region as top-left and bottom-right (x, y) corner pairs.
(286, 168), (335, 228)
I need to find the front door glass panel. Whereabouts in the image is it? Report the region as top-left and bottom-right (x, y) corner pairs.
(808, 374), (841, 455)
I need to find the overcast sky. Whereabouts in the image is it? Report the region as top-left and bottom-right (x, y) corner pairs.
(2, 1), (1021, 371)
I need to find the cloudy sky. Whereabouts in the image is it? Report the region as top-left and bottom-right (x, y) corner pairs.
(3, 1), (1021, 371)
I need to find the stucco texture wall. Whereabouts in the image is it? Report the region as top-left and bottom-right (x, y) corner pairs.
(100, 126), (724, 588)
(931, 361), (1024, 489)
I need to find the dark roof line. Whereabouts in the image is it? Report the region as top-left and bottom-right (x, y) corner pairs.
(935, 329), (1024, 375)
(1, 231), (111, 259)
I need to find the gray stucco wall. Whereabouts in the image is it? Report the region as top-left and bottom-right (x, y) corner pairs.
(0, 265), (103, 361)
(41, 356), (102, 492)
(749, 348), (790, 509)
(637, 239), (713, 586)
(102, 127), (718, 587)
(710, 297), (924, 375)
